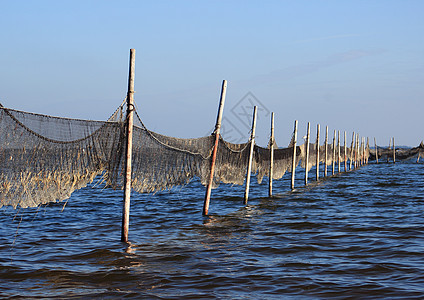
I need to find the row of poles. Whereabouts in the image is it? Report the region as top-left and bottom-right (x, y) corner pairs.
(201, 80), (372, 217)
(120, 50), (396, 242)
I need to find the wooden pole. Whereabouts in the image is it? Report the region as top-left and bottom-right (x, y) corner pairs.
(316, 124), (320, 181)
(291, 120), (298, 190)
(388, 138), (391, 163)
(121, 48), (136, 243)
(374, 137), (379, 164)
(350, 132), (355, 170)
(305, 122), (310, 185)
(393, 137), (396, 164)
(338, 130), (341, 173)
(344, 131), (347, 172)
(244, 106), (258, 205)
(268, 112), (274, 197)
(366, 137), (369, 164)
(203, 80), (227, 215)
(358, 135), (361, 167)
(324, 126), (328, 177)
(332, 130), (336, 175)
(353, 134), (358, 169)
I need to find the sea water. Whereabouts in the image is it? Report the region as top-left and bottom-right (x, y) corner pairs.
(1, 162), (423, 299)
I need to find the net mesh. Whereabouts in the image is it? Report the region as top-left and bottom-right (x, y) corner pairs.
(0, 105), (124, 209)
(2, 103), (420, 210)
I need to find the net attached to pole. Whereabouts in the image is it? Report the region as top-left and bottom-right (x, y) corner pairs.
(0, 105), (124, 209)
(128, 112), (252, 192)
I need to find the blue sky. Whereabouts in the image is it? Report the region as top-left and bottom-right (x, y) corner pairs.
(1, 0), (423, 146)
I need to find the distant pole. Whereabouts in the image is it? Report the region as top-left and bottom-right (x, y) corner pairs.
(366, 137), (369, 164)
(268, 112), (275, 197)
(338, 130), (341, 173)
(244, 106), (258, 205)
(393, 137), (396, 164)
(374, 137), (379, 164)
(121, 48), (136, 243)
(305, 122), (310, 185)
(359, 134), (362, 167)
(324, 126), (328, 177)
(332, 130), (336, 175)
(350, 132), (355, 170)
(203, 80), (227, 215)
(344, 131), (347, 172)
(353, 134), (358, 169)
(316, 124), (320, 181)
(291, 120), (298, 190)
(388, 138), (391, 163)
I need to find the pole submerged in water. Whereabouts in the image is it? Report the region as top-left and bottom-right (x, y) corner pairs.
(291, 120), (298, 190)
(203, 80), (227, 216)
(393, 137), (396, 164)
(374, 137), (379, 164)
(269, 112), (275, 197)
(332, 130), (336, 175)
(121, 48), (136, 243)
(244, 106), (257, 205)
(305, 122), (310, 185)
(324, 126), (328, 177)
(316, 124), (320, 181)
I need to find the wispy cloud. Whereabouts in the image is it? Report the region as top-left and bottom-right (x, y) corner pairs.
(292, 34), (363, 44)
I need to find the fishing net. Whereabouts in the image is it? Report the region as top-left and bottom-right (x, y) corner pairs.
(0, 105), (124, 209)
(253, 145), (301, 184)
(4, 101), (420, 211)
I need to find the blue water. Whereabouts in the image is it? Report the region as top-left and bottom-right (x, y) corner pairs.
(1, 162), (424, 299)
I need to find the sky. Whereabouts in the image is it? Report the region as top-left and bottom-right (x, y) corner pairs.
(1, 0), (423, 146)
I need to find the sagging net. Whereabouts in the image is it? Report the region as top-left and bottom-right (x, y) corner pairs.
(4, 102), (420, 210)
(0, 105), (124, 209)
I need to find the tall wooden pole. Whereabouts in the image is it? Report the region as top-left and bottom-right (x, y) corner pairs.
(316, 124), (320, 181)
(121, 48), (136, 243)
(291, 120), (298, 190)
(203, 80), (227, 215)
(324, 126), (328, 177)
(388, 138), (391, 163)
(305, 122), (310, 185)
(344, 131), (347, 172)
(374, 137), (379, 164)
(332, 130), (336, 175)
(338, 130), (341, 173)
(393, 137), (396, 164)
(244, 106), (258, 205)
(268, 112), (275, 197)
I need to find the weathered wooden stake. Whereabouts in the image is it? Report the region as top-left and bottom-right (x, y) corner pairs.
(393, 137), (396, 164)
(338, 131), (341, 173)
(353, 134), (358, 169)
(291, 120), (298, 190)
(324, 126), (328, 177)
(350, 132), (355, 170)
(366, 137), (369, 164)
(305, 122), (310, 185)
(344, 131), (347, 172)
(388, 138), (391, 163)
(316, 124), (320, 181)
(121, 48), (136, 243)
(203, 80), (227, 215)
(268, 112), (275, 197)
(332, 130), (336, 175)
(244, 106), (258, 205)
(374, 137), (379, 164)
